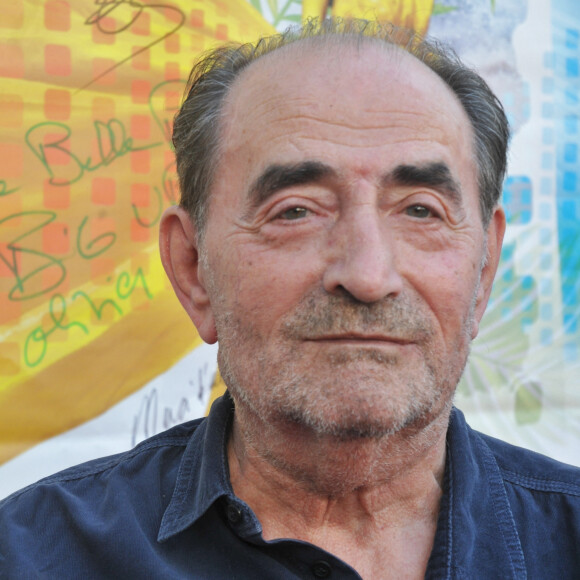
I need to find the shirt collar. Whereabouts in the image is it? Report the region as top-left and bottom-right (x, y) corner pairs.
(426, 408), (527, 579)
(159, 398), (527, 578)
(158, 391), (249, 542)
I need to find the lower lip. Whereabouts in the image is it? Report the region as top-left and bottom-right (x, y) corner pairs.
(309, 339), (412, 348)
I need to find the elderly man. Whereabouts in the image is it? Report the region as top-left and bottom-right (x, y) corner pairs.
(1, 19), (579, 579)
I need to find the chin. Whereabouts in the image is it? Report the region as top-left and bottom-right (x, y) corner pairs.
(220, 333), (467, 445)
(276, 391), (440, 442)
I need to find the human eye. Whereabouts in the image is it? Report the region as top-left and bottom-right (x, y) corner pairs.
(276, 206), (311, 221)
(404, 204), (439, 219)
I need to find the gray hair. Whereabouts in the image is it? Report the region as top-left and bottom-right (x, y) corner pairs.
(172, 19), (509, 238)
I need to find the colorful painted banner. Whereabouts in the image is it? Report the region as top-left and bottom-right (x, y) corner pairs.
(0, 0), (578, 498)
(0, 0), (272, 494)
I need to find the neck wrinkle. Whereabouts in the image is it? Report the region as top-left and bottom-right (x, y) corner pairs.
(227, 398), (450, 536)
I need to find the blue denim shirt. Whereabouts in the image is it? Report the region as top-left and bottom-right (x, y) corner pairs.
(1, 393), (579, 579)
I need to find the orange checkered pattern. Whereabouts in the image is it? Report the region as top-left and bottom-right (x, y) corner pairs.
(0, 0), (273, 466)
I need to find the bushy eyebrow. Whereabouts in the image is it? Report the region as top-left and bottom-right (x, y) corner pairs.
(247, 161), (336, 209)
(245, 160), (464, 214)
(381, 162), (463, 211)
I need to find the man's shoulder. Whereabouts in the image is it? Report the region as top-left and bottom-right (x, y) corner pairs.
(475, 425), (580, 574)
(447, 410), (580, 575)
(0, 417), (206, 508)
(0, 397), (238, 578)
(476, 428), (580, 496)
(451, 407), (580, 496)
(0, 416), (221, 578)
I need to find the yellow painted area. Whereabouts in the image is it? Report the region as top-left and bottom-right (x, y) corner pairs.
(302, 0), (434, 36)
(0, 0), (273, 465)
(0, 247), (168, 393)
(0, 287), (203, 465)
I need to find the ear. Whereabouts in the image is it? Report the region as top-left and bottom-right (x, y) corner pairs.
(159, 206), (218, 344)
(471, 206), (506, 339)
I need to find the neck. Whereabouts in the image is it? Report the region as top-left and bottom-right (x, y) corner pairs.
(227, 400), (451, 578)
(227, 398), (450, 529)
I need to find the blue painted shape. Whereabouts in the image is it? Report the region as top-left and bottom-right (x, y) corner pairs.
(564, 313), (578, 334)
(543, 77), (555, 94)
(541, 177), (552, 195)
(542, 102), (555, 118)
(566, 58), (579, 77)
(522, 276), (534, 291)
(564, 114), (578, 134)
(503, 92), (515, 106)
(521, 317), (534, 329)
(541, 328), (553, 345)
(543, 127), (554, 144)
(540, 203), (552, 219)
(540, 254), (552, 270)
(541, 303), (553, 320)
(563, 171), (577, 191)
(565, 89), (579, 105)
(566, 28), (579, 49)
(540, 278), (552, 296)
(502, 244), (515, 261)
(542, 152), (554, 169)
(540, 228), (552, 244)
(562, 282), (578, 305)
(564, 341), (578, 362)
(561, 201), (576, 218)
(503, 176), (533, 224)
(564, 143), (578, 162)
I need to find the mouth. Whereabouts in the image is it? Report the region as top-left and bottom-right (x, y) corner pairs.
(306, 334), (414, 346)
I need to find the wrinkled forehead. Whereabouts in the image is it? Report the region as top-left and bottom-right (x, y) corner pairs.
(219, 38), (473, 153)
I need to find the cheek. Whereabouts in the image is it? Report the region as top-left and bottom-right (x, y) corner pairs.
(225, 246), (320, 323)
(404, 251), (480, 332)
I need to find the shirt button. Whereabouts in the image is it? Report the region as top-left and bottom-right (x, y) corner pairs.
(226, 504), (242, 524)
(311, 560), (332, 578)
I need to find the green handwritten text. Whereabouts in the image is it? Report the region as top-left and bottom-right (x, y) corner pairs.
(0, 211), (67, 301)
(25, 119), (161, 186)
(24, 267), (154, 368)
(0, 180), (19, 197)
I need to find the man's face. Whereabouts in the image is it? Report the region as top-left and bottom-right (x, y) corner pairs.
(197, 43), (503, 439)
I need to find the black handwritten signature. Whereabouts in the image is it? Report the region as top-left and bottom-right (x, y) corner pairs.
(0, 211), (67, 301)
(80, 0), (186, 92)
(128, 79), (185, 227)
(131, 362), (212, 446)
(132, 157), (178, 228)
(0, 211), (116, 301)
(149, 80), (186, 143)
(25, 119), (162, 187)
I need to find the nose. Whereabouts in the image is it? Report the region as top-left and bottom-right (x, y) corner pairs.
(322, 205), (404, 303)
